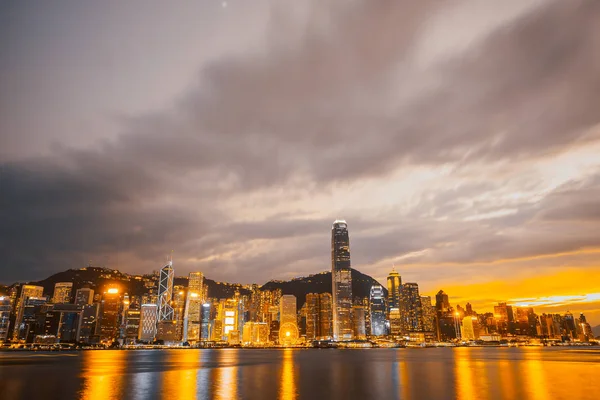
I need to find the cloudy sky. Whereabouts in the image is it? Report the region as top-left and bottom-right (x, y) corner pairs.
(1, 0), (600, 323)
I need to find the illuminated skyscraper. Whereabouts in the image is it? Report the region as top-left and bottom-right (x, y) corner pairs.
(52, 282), (73, 304)
(139, 304), (158, 342)
(352, 305), (367, 340)
(369, 285), (386, 336)
(157, 262), (175, 321)
(184, 272), (204, 343)
(462, 316), (481, 340)
(124, 304), (141, 344)
(279, 295), (299, 346)
(401, 283), (423, 333)
(74, 288), (94, 306)
(99, 288), (121, 343)
(331, 220), (353, 341)
(387, 268), (402, 310)
(13, 285), (44, 340)
(420, 296), (436, 333)
(318, 293), (333, 340)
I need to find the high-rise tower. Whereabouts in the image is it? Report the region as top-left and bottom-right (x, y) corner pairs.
(387, 268), (402, 310)
(331, 220), (353, 341)
(369, 285), (387, 336)
(157, 262), (175, 321)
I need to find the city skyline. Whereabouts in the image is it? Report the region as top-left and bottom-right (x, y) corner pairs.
(2, 1), (600, 330)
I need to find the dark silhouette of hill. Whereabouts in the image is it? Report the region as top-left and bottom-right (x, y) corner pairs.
(8, 266), (383, 307)
(261, 268), (386, 310)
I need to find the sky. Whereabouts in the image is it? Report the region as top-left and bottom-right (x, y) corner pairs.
(1, 0), (600, 324)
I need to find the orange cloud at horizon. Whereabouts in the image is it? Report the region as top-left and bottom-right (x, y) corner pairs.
(424, 268), (600, 326)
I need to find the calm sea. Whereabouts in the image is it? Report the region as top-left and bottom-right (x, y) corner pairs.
(1, 347), (599, 400)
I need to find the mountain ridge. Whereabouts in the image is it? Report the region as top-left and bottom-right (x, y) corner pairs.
(3, 266), (387, 308)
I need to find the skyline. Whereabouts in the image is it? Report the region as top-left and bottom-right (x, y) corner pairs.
(2, 0), (600, 328)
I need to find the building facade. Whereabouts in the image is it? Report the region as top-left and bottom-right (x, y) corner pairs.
(331, 220), (353, 341)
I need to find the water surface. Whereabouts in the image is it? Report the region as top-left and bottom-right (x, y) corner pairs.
(1, 347), (599, 400)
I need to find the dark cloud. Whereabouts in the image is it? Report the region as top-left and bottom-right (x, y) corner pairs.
(1, 0), (600, 285)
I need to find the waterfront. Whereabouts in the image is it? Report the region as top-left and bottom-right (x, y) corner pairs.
(1, 347), (599, 400)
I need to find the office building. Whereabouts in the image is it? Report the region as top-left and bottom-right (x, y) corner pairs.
(0, 296), (11, 342)
(139, 304), (158, 342)
(77, 303), (100, 343)
(99, 288), (121, 343)
(369, 285), (387, 336)
(352, 305), (367, 340)
(52, 282), (73, 304)
(331, 220), (353, 341)
(401, 283), (423, 333)
(13, 285), (44, 340)
(387, 268), (402, 310)
(462, 316), (482, 340)
(124, 304), (141, 344)
(157, 262), (175, 321)
(74, 288), (94, 306)
(420, 296), (436, 333)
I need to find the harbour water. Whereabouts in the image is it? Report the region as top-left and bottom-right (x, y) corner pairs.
(1, 347), (599, 400)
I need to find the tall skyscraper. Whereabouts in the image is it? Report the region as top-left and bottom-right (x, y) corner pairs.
(124, 304), (141, 344)
(387, 268), (402, 310)
(52, 282), (73, 304)
(13, 285), (44, 340)
(74, 288), (94, 306)
(331, 220), (353, 341)
(318, 293), (333, 340)
(99, 288), (121, 343)
(279, 295), (298, 346)
(184, 271), (204, 343)
(157, 262), (175, 321)
(401, 283), (423, 333)
(139, 304), (158, 342)
(369, 285), (386, 336)
(420, 295), (436, 333)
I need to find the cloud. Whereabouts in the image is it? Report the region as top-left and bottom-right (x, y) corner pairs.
(1, 0), (600, 323)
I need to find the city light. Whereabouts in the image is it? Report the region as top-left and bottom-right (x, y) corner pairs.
(107, 288), (119, 294)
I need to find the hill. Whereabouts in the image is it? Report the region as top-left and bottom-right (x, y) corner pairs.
(8, 266), (383, 306)
(261, 268), (386, 310)
(592, 324), (600, 338)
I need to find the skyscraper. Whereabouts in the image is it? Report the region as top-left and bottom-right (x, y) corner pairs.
(401, 283), (423, 333)
(99, 288), (121, 343)
(157, 262), (175, 321)
(387, 268), (402, 310)
(52, 282), (73, 304)
(279, 295), (298, 346)
(352, 305), (367, 339)
(13, 285), (44, 340)
(331, 220), (353, 341)
(420, 295), (436, 333)
(139, 304), (158, 342)
(369, 285), (386, 336)
(184, 271), (204, 343)
(318, 292), (333, 340)
(0, 296), (12, 342)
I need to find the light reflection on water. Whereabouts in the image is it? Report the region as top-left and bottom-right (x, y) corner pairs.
(1, 347), (599, 400)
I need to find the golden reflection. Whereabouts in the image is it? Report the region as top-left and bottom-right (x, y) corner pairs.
(161, 350), (199, 400)
(523, 348), (549, 400)
(498, 357), (516, 400)
(454, 348), (476, 400)
(214, 350), (239, 400)
(279, 348), (297, 400)
(397, 357), (410, 399)
(81, 350), (126, 400)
